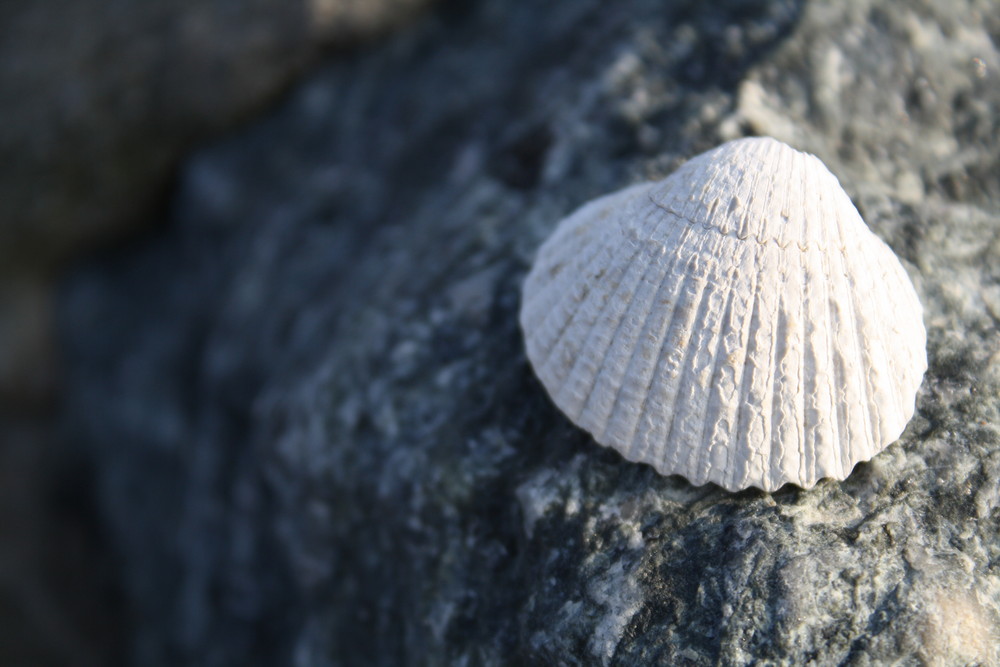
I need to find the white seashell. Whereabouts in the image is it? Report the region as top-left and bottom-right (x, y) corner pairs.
(520, 137), (926, 492)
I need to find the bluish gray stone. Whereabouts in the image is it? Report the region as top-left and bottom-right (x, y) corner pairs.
(59, 0), (1000, 664)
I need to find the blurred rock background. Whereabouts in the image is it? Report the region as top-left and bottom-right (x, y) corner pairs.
(0, 1), (431, 664)
(0, 0), (433, 401)
(5, 0), (1000, 664)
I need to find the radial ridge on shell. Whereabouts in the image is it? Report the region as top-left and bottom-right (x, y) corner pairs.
(520, 137), (927, 492)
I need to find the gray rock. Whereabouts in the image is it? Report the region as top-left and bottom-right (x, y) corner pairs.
(0, 0), (431, 401)
(58, 0), (1000, 664)
(0, 0), (432, 270)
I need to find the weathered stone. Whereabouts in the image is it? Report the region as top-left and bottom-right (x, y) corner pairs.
(58, 0), (1000, 664)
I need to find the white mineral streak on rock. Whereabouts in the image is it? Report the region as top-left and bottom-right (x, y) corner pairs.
(520, 137), (927, 492)
(588, 560), (643, 666)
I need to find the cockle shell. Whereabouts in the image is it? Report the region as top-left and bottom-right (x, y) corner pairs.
(520, 137), (926, 492)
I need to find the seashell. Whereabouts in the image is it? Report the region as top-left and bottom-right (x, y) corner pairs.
(520, 137), (926, 492)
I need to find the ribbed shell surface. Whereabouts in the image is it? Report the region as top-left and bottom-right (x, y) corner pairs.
(520, 137), (926, 492)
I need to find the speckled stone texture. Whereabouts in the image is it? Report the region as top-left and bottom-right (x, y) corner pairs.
(59, 0), (1000, 664)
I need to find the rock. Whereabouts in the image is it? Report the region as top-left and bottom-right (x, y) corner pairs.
(58, 0), (1000, 664)
(0, 413), (120, 667)
(0, 0), (433, 270)
(0, 279), (55, 403)
(0, 0), (432, 402)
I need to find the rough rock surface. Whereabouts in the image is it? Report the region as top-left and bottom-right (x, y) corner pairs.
(59, 0), (1000, 664)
